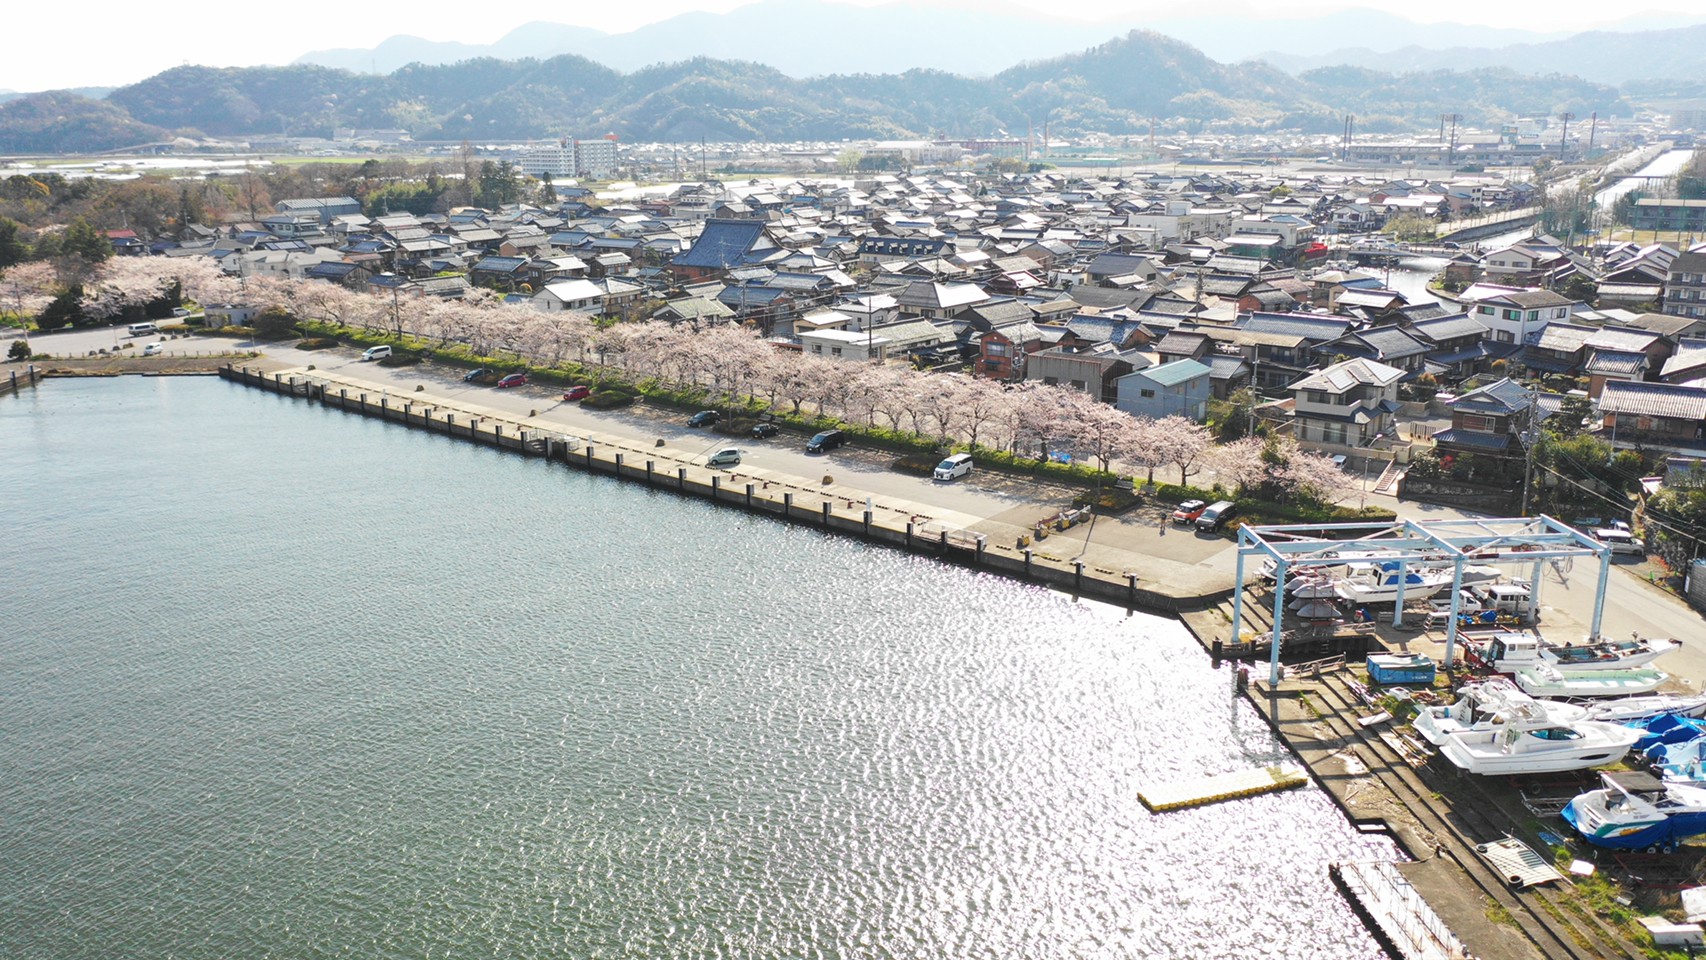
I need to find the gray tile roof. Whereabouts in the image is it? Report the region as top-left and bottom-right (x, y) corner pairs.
(1290, 357), (1405, 392)
(1599, 380), (1706, 420)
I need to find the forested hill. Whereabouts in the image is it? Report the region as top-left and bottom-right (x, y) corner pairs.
(0, 30), (1631, 154)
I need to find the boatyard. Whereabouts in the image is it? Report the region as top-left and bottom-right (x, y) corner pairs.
(19, 356), (1706, 959)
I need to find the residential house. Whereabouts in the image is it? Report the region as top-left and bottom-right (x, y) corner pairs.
(1289, 358), (1404, 452)
(1598, 380), (1706, 451)
(799, 328), (889, 362)
(1026, 342), (1147, 402)
(1662, 252), (1706, 320)
(1114, 359), (1212, 422)
(1314, 324), (1431, 379)
(670, 218), (785, 281)
(1430, 377), (1562, 469)
(1462, 287), (1576, 345)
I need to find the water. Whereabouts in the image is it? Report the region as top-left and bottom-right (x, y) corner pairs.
(0, 377), (1396, 958)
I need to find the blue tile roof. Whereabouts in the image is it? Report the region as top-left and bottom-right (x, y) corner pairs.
(674, 219), (773, 270)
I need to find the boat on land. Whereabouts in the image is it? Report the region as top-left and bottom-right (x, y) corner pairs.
(1332, 562), (1456, 605)
(1435, 702), (1641, 775)
(1563, 770), (1706, 853)
(1466, 631), (1679, 674)
(1582, 693), (1706, 724)
(1413, 678), (1585, 747)
(1512, 664), (1669, 699)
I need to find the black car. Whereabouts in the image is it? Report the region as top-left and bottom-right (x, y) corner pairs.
(751, 422), (780, 439)
(462, 368), (491, 383)
(805, 429), (845, 453)
(687, 410), (720, 428)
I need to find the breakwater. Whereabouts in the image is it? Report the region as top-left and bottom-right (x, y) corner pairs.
(221, 364), (1223, 614)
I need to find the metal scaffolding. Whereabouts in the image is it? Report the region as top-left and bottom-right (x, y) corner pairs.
(1233, 516), (1611, 684)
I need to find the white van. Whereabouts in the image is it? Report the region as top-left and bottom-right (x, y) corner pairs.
(127, 322), (158, 337)
(1594, 529), (1645, 556)
(933, 453), (973, 481)
(361, 345), (392, 362)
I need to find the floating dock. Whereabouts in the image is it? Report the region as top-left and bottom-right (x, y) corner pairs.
(1137, 764), (1308, 812)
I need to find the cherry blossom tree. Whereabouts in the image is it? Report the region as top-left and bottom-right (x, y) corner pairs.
(1152, 415), (1213, 486)
(0, 261), (59, 320)
(1209, 436), (1268, 497)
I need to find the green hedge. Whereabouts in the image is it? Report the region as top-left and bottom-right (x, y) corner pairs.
(297, 337), (339, 350)
(1149, 482), (1226, 505)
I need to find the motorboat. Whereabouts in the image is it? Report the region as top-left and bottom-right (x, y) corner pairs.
(1332, 562), (1456, 605)
(1512, 664), (1669, 699)
(1563, 770), (1706, 852)
(1586, 693), (1706, 725)
(1413, 678), (1585, 747)
(1435, 702), (1640, 775)
(1466, 631), (1679, 674)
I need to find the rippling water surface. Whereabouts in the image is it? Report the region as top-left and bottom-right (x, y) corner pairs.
(0, 377), (1396, 958)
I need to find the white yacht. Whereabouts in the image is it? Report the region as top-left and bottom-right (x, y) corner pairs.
(1435, 700), (1640, 775)
(1413, 678), (1585, 747)
(1563, 771), (1706, 853)
(1467, 632), (1679, 674)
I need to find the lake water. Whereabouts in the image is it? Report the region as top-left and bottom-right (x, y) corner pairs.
(0, 376), (1396, 958)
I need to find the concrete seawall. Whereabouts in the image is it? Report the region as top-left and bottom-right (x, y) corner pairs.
(221, 364), (1222, 615)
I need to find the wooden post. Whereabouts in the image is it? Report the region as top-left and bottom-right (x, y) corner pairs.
(821, 501), (832, 528)
(1074, 560), (1084, 593)
(615, 452), (623, 473)
(1212, 639), (1224, 665)
(906, 521), (914, 548)
(975, 535), (986, 565)
(1023, 548), (1033, 575)
(938, 530), (948, 551)
(784, 492), (793, 517)
(645, 460), (655, 486)
(863, 510), (872, 537)
(711, 475), (720, 499)
(677, 467), (686, 489)
(745, 483), (754, 509)
(585, 445), (594, 468)
(1127, 573), (1138, 610)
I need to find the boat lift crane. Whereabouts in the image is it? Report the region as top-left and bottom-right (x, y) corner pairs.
(1233, 516), (1612, 685)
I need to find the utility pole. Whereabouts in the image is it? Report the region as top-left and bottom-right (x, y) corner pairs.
(1588, 111), (1599, 155)
(1558, 112), (1576, 161)
(1520, 381), (1538, 515)
(1444, 113), (1461, 168)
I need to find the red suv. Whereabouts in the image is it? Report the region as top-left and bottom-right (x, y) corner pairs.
(496, 373), (528, 388)
(1170, 499), (1208, 524)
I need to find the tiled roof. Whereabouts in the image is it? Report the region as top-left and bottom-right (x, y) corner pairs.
(1599, 380), (1706, 420)
(1290, 357), (1405, 392)
(1584, 350), (1648, 377)
(1432, 429), (1511, 450)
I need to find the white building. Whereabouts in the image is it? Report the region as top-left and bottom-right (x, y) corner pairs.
(798, 328), (890, 362)
(517, 138), (620, 180)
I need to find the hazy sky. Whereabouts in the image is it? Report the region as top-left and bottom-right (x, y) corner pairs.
(5, 0), (1696, 91)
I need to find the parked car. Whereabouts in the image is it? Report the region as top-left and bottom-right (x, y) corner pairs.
(806, 429), (845, 453)
(1170, 499), (1208, 524)
(496, 372), (527, 388)
(687, 410), (720, 428)
(1195, 500), (1237, 533)
(141, 342), (164, 356)
(463, 368), (491, 383)
(933, 453), (973, 481)
(750, 422), (780, 439)
(1593, 528), (1645, 556)
(706, 447), (742, 468)
(361, 345), (392, 361)
(562, 385), (591, 401)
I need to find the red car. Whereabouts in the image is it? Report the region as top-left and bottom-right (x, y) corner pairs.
(1170, 499), (1208, 524)
(496, 372), (528, 388)
(563, 385), (591, 401)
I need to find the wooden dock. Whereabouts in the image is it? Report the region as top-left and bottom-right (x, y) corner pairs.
(1137, 764), (1308, 812)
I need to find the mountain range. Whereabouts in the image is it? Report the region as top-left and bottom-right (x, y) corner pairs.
(289, 2), (1706, 83)
(0, 29), (1636, 155)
